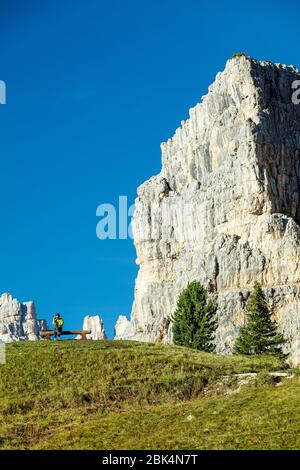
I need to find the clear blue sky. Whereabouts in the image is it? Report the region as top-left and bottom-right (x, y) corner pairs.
(0, 0), (299, 338)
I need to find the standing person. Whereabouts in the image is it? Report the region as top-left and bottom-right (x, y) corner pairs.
(52, 313), (64, 340)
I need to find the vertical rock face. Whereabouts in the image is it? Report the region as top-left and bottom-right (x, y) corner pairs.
(81, 315), (107, 340)
(0, 293), (48, 342)
(120, 56), (300, 364)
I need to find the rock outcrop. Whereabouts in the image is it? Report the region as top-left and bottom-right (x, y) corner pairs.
(81, 315), (107, 340)
(114, 315), (134, 340)
(0, 293), (48, 342)
(119, 55), (300, 365)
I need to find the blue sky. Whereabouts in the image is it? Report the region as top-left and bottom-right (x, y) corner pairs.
(0, 0), (299, 338)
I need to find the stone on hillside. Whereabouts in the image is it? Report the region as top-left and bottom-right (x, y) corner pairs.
(114, 315), (134, 340)
(81, 315), (107, 340)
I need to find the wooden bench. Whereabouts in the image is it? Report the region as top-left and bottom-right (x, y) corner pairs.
(41, 330), (91, 340)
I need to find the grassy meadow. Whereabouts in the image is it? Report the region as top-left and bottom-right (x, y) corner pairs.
(0, 340), (297, 449)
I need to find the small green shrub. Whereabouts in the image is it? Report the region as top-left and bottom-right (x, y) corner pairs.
(230, 52), (247, 59)
(255, 370), (275, 387)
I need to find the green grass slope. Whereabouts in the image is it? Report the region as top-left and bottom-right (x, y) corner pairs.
(0, 340), (294, 450)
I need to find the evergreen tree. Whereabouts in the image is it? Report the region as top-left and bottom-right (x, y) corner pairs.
(234, 280), (285, 356)
(171, 281), (217, 352)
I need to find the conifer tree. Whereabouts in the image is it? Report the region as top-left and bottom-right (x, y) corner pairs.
(172, 281), (217, 352)
(234, 280), (285, 356)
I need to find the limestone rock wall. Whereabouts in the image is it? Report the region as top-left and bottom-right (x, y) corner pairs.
(114, 315), (134, 340)
(81, 315), (107, 340)
(0, 293), (48, 342)
(119, 56), (300, 365)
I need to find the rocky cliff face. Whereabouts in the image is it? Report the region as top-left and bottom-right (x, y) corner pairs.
(0, 293), (48, 342)
(81, 315), (107, 340)
(118, 55), (300, 365)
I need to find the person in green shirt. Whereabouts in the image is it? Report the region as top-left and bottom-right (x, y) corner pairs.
(52, 313), (64, 340)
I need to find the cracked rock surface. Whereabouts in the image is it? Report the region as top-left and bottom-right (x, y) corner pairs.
(116, 56), (300, 365)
